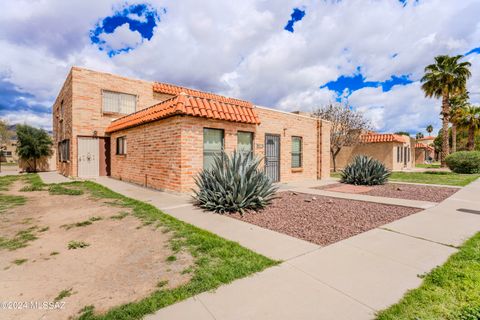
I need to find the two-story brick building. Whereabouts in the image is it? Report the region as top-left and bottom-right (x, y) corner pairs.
(53, 67), (330, 193)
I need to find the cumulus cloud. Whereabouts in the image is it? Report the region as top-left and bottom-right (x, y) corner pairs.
(0, 0), (479, 134)
(97, 24), (143, 54)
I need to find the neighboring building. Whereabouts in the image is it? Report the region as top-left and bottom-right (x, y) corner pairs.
(0, 139), (18, 163)
(414, 142), (435, 164)
(416, 136), (436, 145)
(416, 136), (438, 161)
(52, 67), (331, 193)
(333, 132), (415, 171)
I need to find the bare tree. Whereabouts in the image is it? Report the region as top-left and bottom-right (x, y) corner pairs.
(0, 120), (12, 172)
(0, 120), (10, 145)
(313, 104), (370, 172)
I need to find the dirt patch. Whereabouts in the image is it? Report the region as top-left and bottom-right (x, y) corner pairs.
(0, 181), (193, 320)
(316, 182), (458, 202)
(229, 192), (421, 246)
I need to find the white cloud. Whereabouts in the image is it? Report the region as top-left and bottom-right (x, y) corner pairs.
(2, 111), (52, 131)
(98, 24), (143, 53)
(349, 82), (440, 134)
(0, 0), (479, 133)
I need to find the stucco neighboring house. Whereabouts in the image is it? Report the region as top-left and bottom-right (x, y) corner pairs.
(332, 132), (415, 171)
(416, 135), (436, 145)
(52, 67), (331, 193)
(0, 139), (18, 163)
(416, 135), (438, 161)
(414, 142), (435, 164)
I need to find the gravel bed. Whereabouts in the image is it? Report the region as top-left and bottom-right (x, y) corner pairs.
(317, 183), (458, 202)
(229, 192), (421, 246)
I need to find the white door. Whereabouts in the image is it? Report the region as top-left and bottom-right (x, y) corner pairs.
(78, 137), (99, 177)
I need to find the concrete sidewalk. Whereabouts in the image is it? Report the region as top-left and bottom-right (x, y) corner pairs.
(37, 171), (71, 184)
(91, 176), (480, 320)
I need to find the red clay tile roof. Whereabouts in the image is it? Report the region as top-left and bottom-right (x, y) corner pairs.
(359, 133), (409, 144)
(417, 136), (436, 140)
(153, 82), (252, 108)
(415, 143), (434, 151)
(105, 92), (259, 133)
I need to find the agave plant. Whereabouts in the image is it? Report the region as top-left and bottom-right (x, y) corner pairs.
(340, 155), (390, 186)
(193, 151), (278, 214)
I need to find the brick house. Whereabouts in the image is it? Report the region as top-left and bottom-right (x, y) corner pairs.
(332, 132), (415, 171)
(53, 67), (331, 193)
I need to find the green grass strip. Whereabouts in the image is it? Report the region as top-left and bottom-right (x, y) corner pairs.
(377, 232), (480, 320)
(389, 172), (479, 187)
(331, 171), (479, 187)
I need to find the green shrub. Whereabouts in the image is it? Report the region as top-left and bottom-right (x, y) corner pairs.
(193, 151), (277, 214)
(341, 155), (390, 185)
(446, 151), (480, 174)
(454, 305), (480, 320)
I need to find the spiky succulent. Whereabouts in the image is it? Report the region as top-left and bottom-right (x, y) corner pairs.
(193, 151), (278, 214)
(340, 155), (390, 185)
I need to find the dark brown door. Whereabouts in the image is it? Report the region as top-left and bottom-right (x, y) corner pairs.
(99, 137), (111, 176)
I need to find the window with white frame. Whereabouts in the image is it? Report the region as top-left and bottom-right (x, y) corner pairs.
(102, 90), (136, 114)
(291, 136), (303, 168)
(116, 136), (127, 155)
(203, 128), (224, 170)
(237, 131), (253, 155)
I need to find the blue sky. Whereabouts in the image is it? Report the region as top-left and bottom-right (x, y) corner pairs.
(0, 0), (479, 135)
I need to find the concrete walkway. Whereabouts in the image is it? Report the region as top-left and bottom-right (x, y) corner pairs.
(37, 171), (71, 184)
(38, 173), (480, 319)
(95, 177), (319, 261)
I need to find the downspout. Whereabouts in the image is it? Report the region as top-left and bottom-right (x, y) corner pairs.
(144, 125), (147, 188)
(317, 119), (321, 180)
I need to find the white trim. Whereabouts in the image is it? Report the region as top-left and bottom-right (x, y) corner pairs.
(254, 105), (331, 123)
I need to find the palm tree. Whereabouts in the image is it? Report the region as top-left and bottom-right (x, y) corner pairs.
(426, 125), (433, 135)
(421, 55), (471, 166)
(416, 132), (424, 139)
(16, 124), (53, 172)
(449, 92), (469, 153)
(458, 105), (480, 150)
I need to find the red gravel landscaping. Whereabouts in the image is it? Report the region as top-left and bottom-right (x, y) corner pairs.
(316, 183), (458, 202)
(229, 192), (422, 246)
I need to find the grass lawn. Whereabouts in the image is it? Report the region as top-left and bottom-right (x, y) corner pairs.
(416, 163), (441, 169)
(330, 172), (341, 178)
(78, 181), (277, 320)
(0, 175), (278, 319)
(377, 232), (480, 320)
(389, 171), (479, 187)
(331, 171), (479, 187)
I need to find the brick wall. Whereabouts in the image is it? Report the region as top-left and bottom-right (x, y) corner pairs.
(110, 117), (183, 191)
(179, 117), (257, 192)
(255, 107), (330, 182)
(52, 70), (73, 176)
(109, 107), (331, 193)
(53, 67), (332, 188)
(53, 67), (171, 177)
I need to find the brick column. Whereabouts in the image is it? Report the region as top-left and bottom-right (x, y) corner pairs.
(317, 119), (331, 179)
